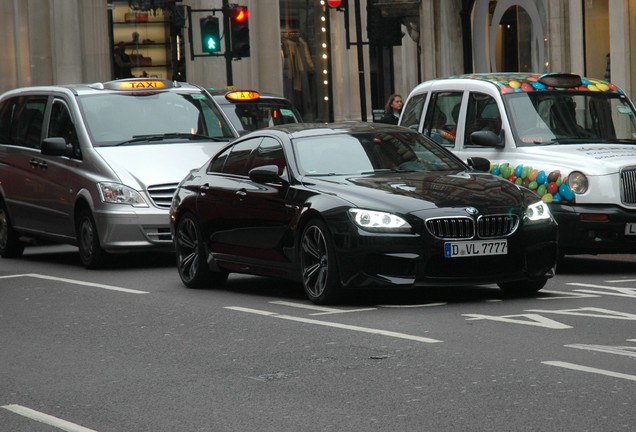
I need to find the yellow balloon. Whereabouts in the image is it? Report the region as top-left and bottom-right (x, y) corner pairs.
(509, 80), (521, 89)
(542, 194), (553, 203)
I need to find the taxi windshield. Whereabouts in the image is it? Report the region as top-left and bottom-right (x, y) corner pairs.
(504, 91), (636, 146)
(79, 91), (236, 146)
(294, 131), (464, 175)
(219, 100), (302, 134)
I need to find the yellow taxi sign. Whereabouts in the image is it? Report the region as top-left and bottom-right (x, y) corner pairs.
(225, 90), (260, 101)
(105, 79), (172, 91)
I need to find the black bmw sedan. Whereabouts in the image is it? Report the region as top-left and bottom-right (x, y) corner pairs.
(169, 122), (558, 304)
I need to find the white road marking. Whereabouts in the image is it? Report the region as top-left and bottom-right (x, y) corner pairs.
(542, 361), (636, 382)
(225, 306), (442, 343)
(565, 343), (636, 358)
(1, 404), (99, 432)
(462, 313), (572, 329)
(269, 300), (376, 315)
(568, 283), (636, 298)
(538, 290), (600, 300)
(605, 279), (636, 283)
(526, 307), (636, 320)
(0, 273), (148, 294)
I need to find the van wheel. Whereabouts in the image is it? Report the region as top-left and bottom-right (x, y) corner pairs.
(0, 200), (25, 258)
(77, 208), (107, 269)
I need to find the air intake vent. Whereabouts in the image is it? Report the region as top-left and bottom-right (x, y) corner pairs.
(621, 167), (636, 205)
(477, 214), (519, 238)
(425, 217), (474, 239)
(147, 183), (178, 208)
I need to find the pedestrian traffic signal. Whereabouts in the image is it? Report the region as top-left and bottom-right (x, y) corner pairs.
(200, 16), (221, 53)
(229, 6), (250, 58)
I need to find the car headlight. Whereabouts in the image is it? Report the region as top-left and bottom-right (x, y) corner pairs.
(567, 171), (588, 194)
(348, 208), (411, 233)
(525, 200), (552, 222)
(98, 182), (148, 207)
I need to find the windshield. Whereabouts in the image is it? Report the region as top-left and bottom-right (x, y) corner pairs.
(79, 91), (236, 146)
(219, 101), (301, 133)
(504, 91), (636, 146)
(294, 131), (465, 175)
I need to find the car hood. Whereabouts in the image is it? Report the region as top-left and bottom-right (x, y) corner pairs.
(304, 170), (527, 213)
(95, 142), (226, 188)
(513, 143), (636, 175)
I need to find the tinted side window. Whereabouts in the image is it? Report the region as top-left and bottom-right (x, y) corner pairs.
(247, 137), (286, 176)
(400, 92), (427, 129)
(222, 137), (262, 176)
(6, 96), (48, 148)
(208, 146), (231, 173)
(0, 98), (18, 144)
(48, 100), (81, 159)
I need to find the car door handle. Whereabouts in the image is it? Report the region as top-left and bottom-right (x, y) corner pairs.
(199, 183), (210, 194)
(236, 189), (247, 200)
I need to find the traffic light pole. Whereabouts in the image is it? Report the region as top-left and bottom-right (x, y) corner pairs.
(222, 0), (233, 86)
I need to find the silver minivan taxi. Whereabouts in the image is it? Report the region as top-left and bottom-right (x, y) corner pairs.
(0, 78), (238, 268)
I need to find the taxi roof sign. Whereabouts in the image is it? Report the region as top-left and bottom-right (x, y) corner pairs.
(225, 90), (260, 101)
(104, 78), (173, 91)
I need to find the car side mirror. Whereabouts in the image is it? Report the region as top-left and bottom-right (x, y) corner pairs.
(470, 130), (504, 148)
(41, 137), (72, 157)
(467, 156), (491, 172)
(248, 164), (283, 184)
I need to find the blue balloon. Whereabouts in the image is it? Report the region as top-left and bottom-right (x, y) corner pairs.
(515, 165), (523, 177)
(532, 82), (546, 90)
(552, 192), (561, 203)
(536, 170), (546, 184)
(559, 184), (575, 201)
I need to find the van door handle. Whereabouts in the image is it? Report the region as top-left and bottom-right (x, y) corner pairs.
(30, 159), (47, 169)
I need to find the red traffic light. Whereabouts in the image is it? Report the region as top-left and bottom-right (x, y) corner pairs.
(234, 7), (249, 23)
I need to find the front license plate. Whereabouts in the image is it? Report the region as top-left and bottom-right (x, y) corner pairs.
(444, 240), (508, 258)
(625, 223), (636, 236)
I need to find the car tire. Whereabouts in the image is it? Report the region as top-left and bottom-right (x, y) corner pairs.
(498, 278), (547, 295)
(0, 200), (25, 258)
(175, 212), (228, 288)
(77, 208), (107, 269)
(300, 219), (341, 305)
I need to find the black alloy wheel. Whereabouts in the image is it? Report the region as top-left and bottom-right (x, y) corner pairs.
(0, 200), (25, 258)
(300, 219), (340, 304)
(175, 212), (227, 288)
(77, 208), (107, 269)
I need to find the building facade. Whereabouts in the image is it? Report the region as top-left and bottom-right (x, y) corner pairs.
(1, 0), (634, 122)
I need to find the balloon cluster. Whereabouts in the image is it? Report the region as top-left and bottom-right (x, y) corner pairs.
(457, 73), (621, 95)
(490, 163), (576, 204)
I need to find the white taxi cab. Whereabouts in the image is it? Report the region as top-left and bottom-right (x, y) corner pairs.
(400, 72), (636, 256)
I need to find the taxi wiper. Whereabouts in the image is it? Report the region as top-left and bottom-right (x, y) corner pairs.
(115, 133), (226, 146)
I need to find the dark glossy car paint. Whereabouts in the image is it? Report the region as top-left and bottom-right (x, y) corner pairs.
(169, 122), (559, 304)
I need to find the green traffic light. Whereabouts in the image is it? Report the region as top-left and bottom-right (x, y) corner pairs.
(206, 37), (217, 51)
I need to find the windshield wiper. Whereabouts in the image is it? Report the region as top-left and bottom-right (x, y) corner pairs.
(114, 133), (227, 146)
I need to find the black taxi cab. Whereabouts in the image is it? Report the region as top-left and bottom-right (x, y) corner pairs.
(207, 89), (302, 134)
(0, 78), (238, 268)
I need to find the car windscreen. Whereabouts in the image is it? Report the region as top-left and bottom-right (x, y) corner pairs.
(220, 101), (301, 134)
(504, 91), (636, 146)
(79, 91), (236, 146)
(294, 131), (465, 175)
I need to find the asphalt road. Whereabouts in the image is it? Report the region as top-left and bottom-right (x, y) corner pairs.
(1, 245), (635, 431)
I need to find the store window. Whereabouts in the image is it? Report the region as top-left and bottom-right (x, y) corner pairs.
(583, 0), (610, 80)
(280, 0), (332, 122)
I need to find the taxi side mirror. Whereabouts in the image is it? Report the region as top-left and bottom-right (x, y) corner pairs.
(470, 130), (504, 148)
(41, 137), (72, 157)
